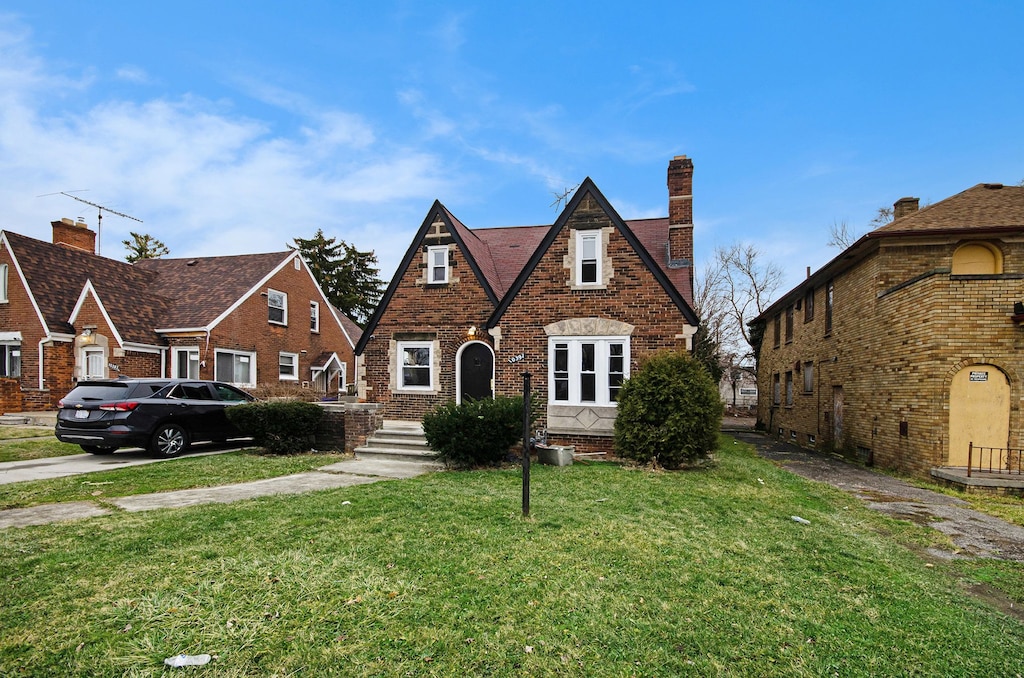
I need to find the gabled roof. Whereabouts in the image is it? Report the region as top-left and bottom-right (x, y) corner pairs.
(135, 251), (292, 330)
(487, 177), (698, 327)
(329, 303), (363, 346)
(755, 183), (1024, 323)
(3, 231), (167, 344)
(356, 178), (698, 354)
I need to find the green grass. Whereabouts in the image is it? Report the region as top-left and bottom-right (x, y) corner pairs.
(2, 438), (1023, 676)
(0, 437), (82, 463)
(0, 426), (56, 441)
(0, 450), (348, 509)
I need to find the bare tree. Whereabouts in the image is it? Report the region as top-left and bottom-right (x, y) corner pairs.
(827, 219), (858, 250)
(715, 243), (783, 358)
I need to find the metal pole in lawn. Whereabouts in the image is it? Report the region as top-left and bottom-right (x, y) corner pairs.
(522, 371), (531, 517)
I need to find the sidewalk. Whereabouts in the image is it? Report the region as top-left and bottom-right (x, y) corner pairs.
(0, 457), (442, 530)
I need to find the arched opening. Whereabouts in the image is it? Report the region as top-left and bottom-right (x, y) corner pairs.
(456, 341), (494, 403)
(951, 242), (1002, 274)
(948, 364), (1010, 466)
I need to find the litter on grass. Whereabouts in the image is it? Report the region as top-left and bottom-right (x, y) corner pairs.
(791, 516), (811, 525)
(164, 654), (211, 667)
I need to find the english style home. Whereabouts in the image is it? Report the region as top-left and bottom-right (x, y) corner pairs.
(355, 156), (700, 454)
(0, 218), (359, 411)
(754, 183), (1024, 482)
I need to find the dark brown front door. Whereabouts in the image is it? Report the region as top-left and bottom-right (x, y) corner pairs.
(459, 343), (493, 402)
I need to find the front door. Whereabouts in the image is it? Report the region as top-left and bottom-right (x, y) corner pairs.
(459, 342), (494, 403)
(948, 365), (1010, 467)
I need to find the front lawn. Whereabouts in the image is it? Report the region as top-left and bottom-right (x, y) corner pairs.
(2, 439), (1022, 676)
(0, 437), (81, 463)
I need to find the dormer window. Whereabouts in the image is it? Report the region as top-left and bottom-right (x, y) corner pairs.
(577, 231), (600, 285)
(268, 289), (287, 325)
(428, 246), (449, 284)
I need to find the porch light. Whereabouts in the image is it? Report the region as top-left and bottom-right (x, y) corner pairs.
(78, 328), (96, 345)
(467, 326), (477, 338)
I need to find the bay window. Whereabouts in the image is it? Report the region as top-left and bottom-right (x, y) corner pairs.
(548, 337), (629, 406)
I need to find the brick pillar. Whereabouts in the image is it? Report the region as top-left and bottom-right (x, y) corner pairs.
(315, 403), (347, 451)
(51, 219), (97, 254)
(344, 402), (381, 454)
(667, 155), (694, 226)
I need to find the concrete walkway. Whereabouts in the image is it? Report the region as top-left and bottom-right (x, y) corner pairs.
(0, 457), (442, 529)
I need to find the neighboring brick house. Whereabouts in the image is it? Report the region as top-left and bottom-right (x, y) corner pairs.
(355, 156), (700, 454)
(0, 218), (359, 412)
(753, 183), (1024, 478)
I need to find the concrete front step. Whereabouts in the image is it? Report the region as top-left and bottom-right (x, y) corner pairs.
(355, 420), (440, 465)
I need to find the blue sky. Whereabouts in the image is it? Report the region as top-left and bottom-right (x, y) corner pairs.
(2, 2), (1023, 293)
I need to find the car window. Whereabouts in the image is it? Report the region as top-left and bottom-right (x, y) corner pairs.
(181, 384), (214, 400)
(130, 383), (168, 397)
(63, 384), (131, 401)
(215, 384), (252, 402)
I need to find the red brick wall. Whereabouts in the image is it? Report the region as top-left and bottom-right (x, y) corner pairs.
(0, 377), (22, 413)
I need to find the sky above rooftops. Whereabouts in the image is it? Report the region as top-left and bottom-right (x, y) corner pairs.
(1, 1), (1022, 294)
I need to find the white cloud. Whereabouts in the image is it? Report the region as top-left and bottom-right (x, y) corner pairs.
(115, 65), (149, 84)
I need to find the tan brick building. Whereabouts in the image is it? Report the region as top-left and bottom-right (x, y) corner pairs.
(355, 157), (700, 454)
(754, 183), (1024, 478)
(0, 220), (359, 411)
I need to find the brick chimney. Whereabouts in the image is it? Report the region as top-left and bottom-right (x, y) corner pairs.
(52, 218), (97, 254)
(893, 197), (919, 220)
(667, 155), (694, 269)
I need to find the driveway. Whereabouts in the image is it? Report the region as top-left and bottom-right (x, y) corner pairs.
(0, 443), (242, 485)
(730, 430), (1024, 563)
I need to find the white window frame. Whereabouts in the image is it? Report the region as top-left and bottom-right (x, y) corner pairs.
(268, 288), (287, 326)
(397, 341), (434, 391)
(214, 349), (256, 387)
(0, 341), (20, 377)
(172, 347), (200, 379)
(576, 230), (601, 286)
(0, 263), (8, 303)
(547, 336), (629, 407)
(310, 301), (320, 333)
(84, 347), (106, 380)
(279, 352), (299, 381)
(428, 245), (449, 284)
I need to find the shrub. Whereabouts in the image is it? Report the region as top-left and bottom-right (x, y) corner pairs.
(422, 396), (524, 468)
(226, 400), (324, 455)
(613, 351), (723, 469)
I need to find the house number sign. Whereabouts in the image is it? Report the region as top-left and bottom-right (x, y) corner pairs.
(969, 371), (988, 382)
(507, 353), (525, 364)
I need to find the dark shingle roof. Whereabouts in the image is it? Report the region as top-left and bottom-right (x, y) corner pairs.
(134, 252), (290, 328)
(875, 183), (1024, 234)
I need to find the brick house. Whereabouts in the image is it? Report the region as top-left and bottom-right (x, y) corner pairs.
(753, 183), (1024, 479)
(354, 156), (700, 454)
(0, 218), (359, 412)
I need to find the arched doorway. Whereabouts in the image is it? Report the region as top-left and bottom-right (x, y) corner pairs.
(948, 364), (1010, 466)
(457, 341), (494, 403)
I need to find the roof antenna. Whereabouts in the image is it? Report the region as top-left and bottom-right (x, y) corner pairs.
(38, 191), (143, 255)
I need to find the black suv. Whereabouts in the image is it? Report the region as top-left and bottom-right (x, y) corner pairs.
(55, 378), (255, 457)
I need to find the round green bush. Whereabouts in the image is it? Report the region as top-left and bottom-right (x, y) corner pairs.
(613, 351), (723, 469)
(422, 396), (524, 468)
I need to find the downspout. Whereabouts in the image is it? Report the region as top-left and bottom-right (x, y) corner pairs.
(38, 337), (48, 390)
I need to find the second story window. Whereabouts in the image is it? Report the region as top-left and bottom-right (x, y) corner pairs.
(577, 231), (601, 285)
(428, 246), (449, 284)
(268, 289), (287, 325)
(310, 301), (320, 333)
(773, 314), (781, 348)
(804, 288), (814, 322)
(785, 306), (794, 343)
(825, 280), (834, 336)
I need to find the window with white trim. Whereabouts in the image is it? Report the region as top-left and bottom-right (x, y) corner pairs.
(85, 347), (105, 380)
(310, 301), (320, 333)
(268, 289), (287, 325)
(549, 337), (629, 406)
(428, 246), (449, 284)
(576, 231), (601, 285)
(0, 342), (20, 377)
(173, 347), (200, 379)
(279, 352), (299, 380)
(398, 341), (433, 390)
(0, 264), (8, 303)
(215, 349), (255, 386)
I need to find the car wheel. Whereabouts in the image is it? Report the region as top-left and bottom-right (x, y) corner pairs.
(81, 445), (116, 455)
(151, 424), (189, 458)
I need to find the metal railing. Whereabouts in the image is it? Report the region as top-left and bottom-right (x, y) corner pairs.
(966, 442), (1024, 477)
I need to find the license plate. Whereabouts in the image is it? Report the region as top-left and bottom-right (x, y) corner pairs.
(75, 410), (89, 419)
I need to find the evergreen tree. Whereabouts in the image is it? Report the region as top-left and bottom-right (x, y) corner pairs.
(123, 232), (169, 263)
(293, 229), (383, 326)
